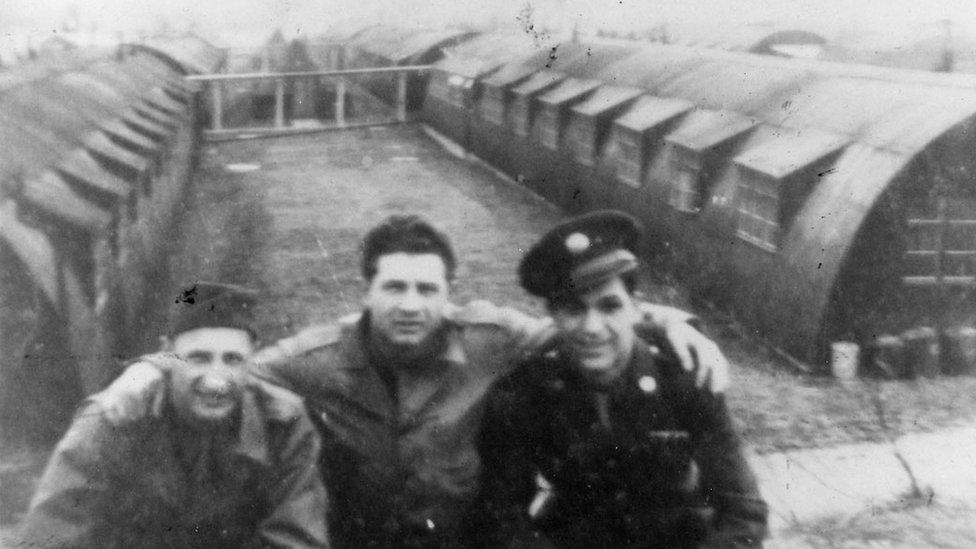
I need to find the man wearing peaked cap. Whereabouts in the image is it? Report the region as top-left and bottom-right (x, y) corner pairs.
(519, 209), (642, 301)
(478, 210), (768, 547)
(102, 215), (731, 548)
(20, 281), (329, 548)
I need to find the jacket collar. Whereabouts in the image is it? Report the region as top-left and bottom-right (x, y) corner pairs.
(328, 311), (469, 420)
(341, 311), (468, 372)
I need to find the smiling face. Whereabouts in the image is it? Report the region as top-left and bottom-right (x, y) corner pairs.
(166, 327), (254, 428)
(363, 252), (451, 351)
(550, 276), (640, 385)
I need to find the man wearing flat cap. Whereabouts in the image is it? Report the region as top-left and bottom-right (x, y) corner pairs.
(478, 211), (768, 548)
(19, 282), (329, 548)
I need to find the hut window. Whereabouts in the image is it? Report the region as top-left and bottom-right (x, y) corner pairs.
(664, 109), (756, 214)
(903, 195), (976, 287)
(428, 74), (451, 102)
(668, 148), (702, 213)
(481, 88), (506, 125)
(732, 128), (846, 253)
(735, 169), (780, 252)
(539, 105), (560, 150)
(616, 129), (643, 187)
(511, 100), (531, 137)
(569, 118), (596, 166)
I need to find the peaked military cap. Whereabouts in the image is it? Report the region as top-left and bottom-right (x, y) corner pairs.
(168, 281), (258, 339)
(519, 210), (642, 299)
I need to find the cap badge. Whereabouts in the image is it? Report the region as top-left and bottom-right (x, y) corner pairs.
(565, 232), (590, 254)
(638, 375), (657, 393)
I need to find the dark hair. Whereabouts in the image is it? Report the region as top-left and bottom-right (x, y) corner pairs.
(361, 215), (457, 282)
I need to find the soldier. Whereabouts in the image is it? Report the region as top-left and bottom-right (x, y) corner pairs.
(103, 215), (730, 547)
(477, 211), (768, 548)
(19, 282), (329, 548)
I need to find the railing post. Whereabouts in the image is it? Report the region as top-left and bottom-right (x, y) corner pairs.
(335, 77), (346, 127)
(274, 78), (286, 129)
(210, 80), (223, 131)
(396, 71), (408, 122)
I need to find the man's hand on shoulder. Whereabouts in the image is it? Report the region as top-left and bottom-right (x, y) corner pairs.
(95, 354), (176, 425)
(637, 303), (730, 393)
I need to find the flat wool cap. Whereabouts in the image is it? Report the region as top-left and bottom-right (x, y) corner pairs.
(168, 281), (258, 339)
(519, 210), (642, 299)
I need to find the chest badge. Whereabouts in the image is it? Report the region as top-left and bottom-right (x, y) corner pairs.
(638, 375), (657, 394)
(565, 232), (590, 254)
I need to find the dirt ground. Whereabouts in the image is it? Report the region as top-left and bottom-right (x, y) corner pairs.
(773, 497), (976, 548)
(5, 125), (976, 546)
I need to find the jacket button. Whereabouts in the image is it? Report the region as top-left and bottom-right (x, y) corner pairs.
(638, 376), (657, 393)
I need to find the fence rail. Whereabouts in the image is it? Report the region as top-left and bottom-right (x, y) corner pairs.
(187, 66), (431, 138)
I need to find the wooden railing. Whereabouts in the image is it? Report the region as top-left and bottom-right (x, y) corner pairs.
(186, 66), (430, 138)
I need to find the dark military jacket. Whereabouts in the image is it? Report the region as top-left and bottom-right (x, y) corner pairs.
(251, 303), (549, 548)
(19, 377), (329, 549)
(478, 336), (768, 548)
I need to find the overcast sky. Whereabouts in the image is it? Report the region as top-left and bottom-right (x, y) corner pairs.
(2, 0), (975, 49)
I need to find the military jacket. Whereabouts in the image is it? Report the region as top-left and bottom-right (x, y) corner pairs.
(478, 336), (768, 548)
(250, 302), (550, 548)
(20, 378), (329, 548)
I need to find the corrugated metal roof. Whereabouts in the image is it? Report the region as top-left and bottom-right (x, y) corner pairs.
(22, 170), (112, 231)
(434, 34), (548, 78)
(443, 31), (976, 360)
(144, 88), (184, 115)
(665, 108), (756, 152)
(537, 77), (601, 106)
(481, 62), (538, 88)
(439, 32), (540, 69)
(0, 200), (60, 305)
(133, 105), (178, 129)
(123, 116), (169, 141)
(590, 45), (976, 159)
(57, 150), (131, 199)
(86, 132), (149, 176)
(773, 143), (910, 357)
(733, 126), (847, 180)
(511, 70), (565, 97)
(0, 43), (189, 245)
(138, 34), (226, 74)
(613, 95), (694, 132)
(351, 27), (471, 64)
(101, 119), (160, 153)
(392, 30), (473, 63)
(570, 85), (643, 117)
(673, 27), (825, 54)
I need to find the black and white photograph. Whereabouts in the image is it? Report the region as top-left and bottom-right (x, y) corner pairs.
(2, 1), (976, 547)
